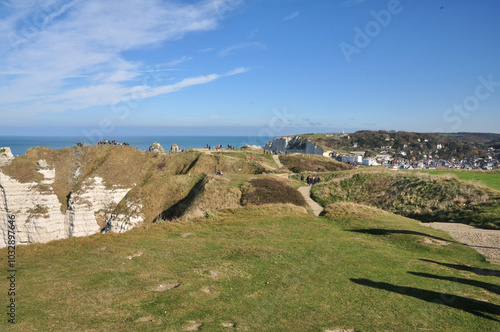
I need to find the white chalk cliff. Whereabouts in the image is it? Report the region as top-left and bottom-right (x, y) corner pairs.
(263, 136), (328, 156)
(0, 164), (143, 248)
(0, 147), (14, 167)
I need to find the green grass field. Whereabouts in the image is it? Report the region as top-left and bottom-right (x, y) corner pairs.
(408, 169), (500, 191)
(1, 205), (498, 331)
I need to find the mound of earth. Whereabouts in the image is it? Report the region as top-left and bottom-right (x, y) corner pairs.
(312, 170), (500, 229)
(241, 177), (307, 207)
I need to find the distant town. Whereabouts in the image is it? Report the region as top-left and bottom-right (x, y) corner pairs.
(336, 152), (499, 171)
(332, 132), (499, 170)
(265, 131), (500, 171)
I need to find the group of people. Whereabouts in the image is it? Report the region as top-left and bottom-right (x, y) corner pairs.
(98, 140), (129, 146)
(215, 170), (224, 176)
(301, 175), (321, 185)
(207, 144), (235, 151)
(75, 140), (135, 148)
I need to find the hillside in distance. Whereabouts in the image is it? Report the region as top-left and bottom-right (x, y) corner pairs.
(303, 131), (500, 159)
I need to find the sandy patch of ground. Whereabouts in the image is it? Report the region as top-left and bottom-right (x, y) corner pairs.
(423, 222), (500, 264)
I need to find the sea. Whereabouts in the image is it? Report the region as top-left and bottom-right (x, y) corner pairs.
(0, 136), (272, 157)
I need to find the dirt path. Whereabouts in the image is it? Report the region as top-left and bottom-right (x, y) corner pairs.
(298, 186), (323, 216)
(260, 160), (278, 171)
(273, 155), (283, 168)
(422, 222), (500, 265)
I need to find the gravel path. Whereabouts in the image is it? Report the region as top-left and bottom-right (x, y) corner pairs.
(298, 186), (323, 216)
(423, 222), (500, 265)
(273, 155), (283, 168)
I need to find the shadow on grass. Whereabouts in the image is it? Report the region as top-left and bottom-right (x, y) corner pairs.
(350, 278), (500, 322)
(155, 176), (206, 221)
(466, 244), (500, 250)
(408, 271), (500, 295)
(349, 229), (455, 243)
(420, 259), (500, 277)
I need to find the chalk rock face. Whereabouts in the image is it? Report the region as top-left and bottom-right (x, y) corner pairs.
(36, 159), (49, 169)
(0, 168), (135, 248)
(170, 144), (180, 153)
(148, 142), (166, 154)
(0, 148), (14, 167)
(102, 202), (144, 234)
(65, 177), (130, 238)
(263, 136), (324, 155)
(0, 169), (66, 246)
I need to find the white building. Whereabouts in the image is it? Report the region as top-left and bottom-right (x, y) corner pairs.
(362, 158), (379, 166)
(341, 155), (362, 164)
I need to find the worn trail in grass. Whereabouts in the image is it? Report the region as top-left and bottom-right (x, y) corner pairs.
(298, 185), (323, 216)
(1, 205), (499, 331)
(273, 155), (283, 168)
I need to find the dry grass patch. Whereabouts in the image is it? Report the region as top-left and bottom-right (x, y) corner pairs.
(321, 201), (391, 219)
(188, 154), (266, 175)
(280, 154), (352, 173)
(118, 174), (202, 223)
(172, 175), (243, 221)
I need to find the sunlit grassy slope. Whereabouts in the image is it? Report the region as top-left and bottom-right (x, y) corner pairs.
(1, 205), (498, 331)
(408, 169), (500, 191)
(311, 169), (500, 229)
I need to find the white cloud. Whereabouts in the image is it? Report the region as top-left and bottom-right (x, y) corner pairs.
(283, 11), (299, 21)
(0, 0), (245, 120)
(218, 42), (267, 57)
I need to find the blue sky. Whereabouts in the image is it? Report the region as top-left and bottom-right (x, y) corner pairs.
(0, 0), (499, 137)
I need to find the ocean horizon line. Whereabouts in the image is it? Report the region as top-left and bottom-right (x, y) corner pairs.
(0, 135), (273, 157)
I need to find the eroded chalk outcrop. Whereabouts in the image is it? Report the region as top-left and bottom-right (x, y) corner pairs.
(0, 166), (141, 248)
(0, 147), (14, 167)
(264, 136), (327, 155)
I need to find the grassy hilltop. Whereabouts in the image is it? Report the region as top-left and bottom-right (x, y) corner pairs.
(1, 146), (499, 330)
(310, 169), (500, 229)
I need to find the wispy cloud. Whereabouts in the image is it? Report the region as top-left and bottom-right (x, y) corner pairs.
(142, 67), (249, 98)
(164, 56), (193, 67)
(283, 11), (299, 21)
(247, 29), (259, 39)
(218, 42), (267, 57)
(198, 47), (216, 53)
(339, 0), (367, 8)
(0, 0), (245, 120)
